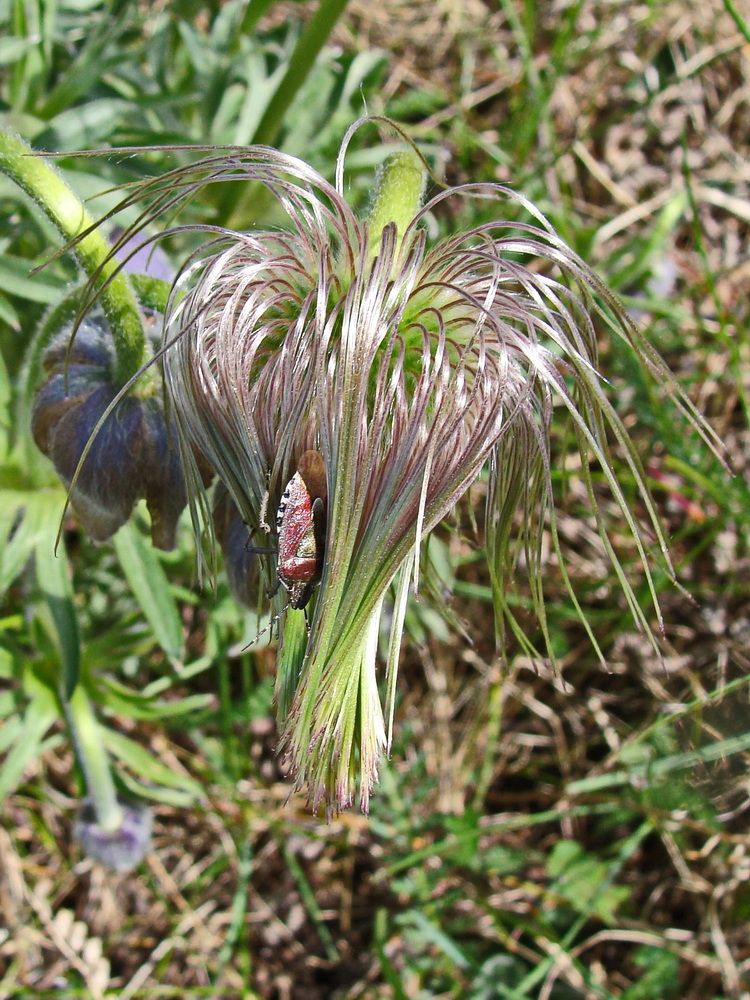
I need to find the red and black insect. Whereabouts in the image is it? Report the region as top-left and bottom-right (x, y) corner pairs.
(274, 450), (327, 610)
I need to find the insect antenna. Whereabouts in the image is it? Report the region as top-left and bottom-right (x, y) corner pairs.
(242, 599), (292, 650)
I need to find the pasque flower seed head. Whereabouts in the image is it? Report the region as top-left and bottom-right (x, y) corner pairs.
(68, 121), (716, 813)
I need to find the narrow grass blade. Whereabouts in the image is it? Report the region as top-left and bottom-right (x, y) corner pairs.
(113, 520), (184, 662)
(567, 731), (750, 795)
(0, 687), (59, 799)
(35, 513), (81, 697)
(101, 727), (204, 802)
(280, 838), (340, 963)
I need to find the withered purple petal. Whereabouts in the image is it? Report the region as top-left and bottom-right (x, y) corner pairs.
(213, 481), (260, 609)
(74, 797), (152, 872)
(32, 315), (209, 547)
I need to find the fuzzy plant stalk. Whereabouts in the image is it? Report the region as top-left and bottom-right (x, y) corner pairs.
(66, 685), (122, 830)
(62, 119), (717, 815)
(0, 129), (147, 384)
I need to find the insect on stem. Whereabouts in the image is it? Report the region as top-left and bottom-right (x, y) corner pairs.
(275, 450), (327, 611)
(244, 450), (327, 647)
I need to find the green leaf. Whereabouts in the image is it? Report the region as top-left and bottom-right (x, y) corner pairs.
(40, 98), (132, 151)
(0, 688), (59, 800)
(101, 727), (204, 801)
(0, 335), (11, 426)
(0, 638), (15, 681)
(0, 491), (45, 594)
(547, 839), (631, 924)
(279, 838), (340, 963)
(37, 2), (130, 120)
(0, 688), (18, 719)
(0, 254), (68, 304)
(113, 521), (183, 662)
(141, 654), (214, 695)
(0, 36), (40, 67)
(567, 729), (750, 794)
(0, 714), (24, 755)
(547, 838), (582, 877)
(399, 910), (472, 970)
(98, 675), (213, 721)
(35, 513), (80, 697)
(622, 946), (681, 1000)
(0, 291), (20, 329)
(115, 768), (202, 809)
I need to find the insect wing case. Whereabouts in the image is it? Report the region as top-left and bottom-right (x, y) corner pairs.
(276, 465), (325, 609)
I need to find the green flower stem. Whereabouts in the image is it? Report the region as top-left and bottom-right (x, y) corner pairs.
(366, 151), (426, 259)
(277, 608), (311, 720)
(0, 130), (147, 387)
(66, 685), (123, 833)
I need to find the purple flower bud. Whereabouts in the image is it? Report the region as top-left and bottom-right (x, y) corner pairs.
(31, 314), (213, 548)
(74, 796), (152, 872)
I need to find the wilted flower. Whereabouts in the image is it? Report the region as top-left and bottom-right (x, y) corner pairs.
(31, 313), (211, 549)
(213, 479), (263, 609)
(86, 122), (711, 814)
(29, 213), (212, 549)
(74, 796), (153, 872)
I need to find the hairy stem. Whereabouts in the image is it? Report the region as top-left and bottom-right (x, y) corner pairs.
(0, 130), (147, 386)
(66, 686), (123, 832)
